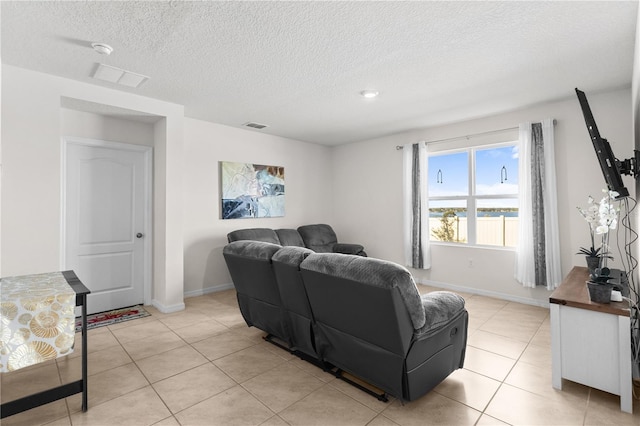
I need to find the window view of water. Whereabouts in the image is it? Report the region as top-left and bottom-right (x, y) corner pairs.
(429, 208), (518, 218)
(427, 143), (519, 246)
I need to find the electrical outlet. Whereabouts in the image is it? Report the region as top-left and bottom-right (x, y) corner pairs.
(468, 258), (473, 268)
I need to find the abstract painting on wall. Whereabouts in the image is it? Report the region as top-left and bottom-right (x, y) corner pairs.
(220, 161), (285, 219)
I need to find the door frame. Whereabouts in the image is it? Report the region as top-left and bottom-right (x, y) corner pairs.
(60, 136), (153, 307)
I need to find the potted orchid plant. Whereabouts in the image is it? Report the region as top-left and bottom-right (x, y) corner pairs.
(577, 189), (620, 302)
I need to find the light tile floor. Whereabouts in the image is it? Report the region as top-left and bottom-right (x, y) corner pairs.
(2, 286), (640, 426)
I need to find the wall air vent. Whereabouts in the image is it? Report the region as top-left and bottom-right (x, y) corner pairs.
(243, 122), (268, 130)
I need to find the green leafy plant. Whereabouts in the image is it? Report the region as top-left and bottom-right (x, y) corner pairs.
(431, 209), (464, 242)
(576, 245), (611, 258)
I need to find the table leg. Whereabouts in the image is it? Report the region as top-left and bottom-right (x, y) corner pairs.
(618, 316), (632, 413)
(81, 295), (88, 412)
(550, 304), (562, 390)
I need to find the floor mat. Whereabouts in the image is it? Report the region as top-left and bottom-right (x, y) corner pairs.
(75, 305), (151, 332)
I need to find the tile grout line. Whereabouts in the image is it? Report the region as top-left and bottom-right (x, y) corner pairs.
(4, 290), (569, 426)
(89, 313), (257, 422)
(472, 299), (550, 424)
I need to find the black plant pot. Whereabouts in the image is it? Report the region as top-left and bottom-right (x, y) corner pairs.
(587, 281), (613, 304)
(585, 256), (600, 275)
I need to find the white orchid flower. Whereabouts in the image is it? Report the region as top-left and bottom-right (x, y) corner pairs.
(577, 190), (620, 260)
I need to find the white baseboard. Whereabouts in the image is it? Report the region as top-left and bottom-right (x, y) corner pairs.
(184, 282), (235, 299)
(414, 277), (550, 308)
(151, 299), (186, 314)
(151, 284), (234, 312)
(182, 279), (548, 308)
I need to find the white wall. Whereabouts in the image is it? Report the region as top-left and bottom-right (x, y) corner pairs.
(2, 65), (332, 308)
(182, 118), (333, 296)
(3, 63), (634, 308)
(1, 65), (185, 313)
(332, 87), (633, 306)
(634, 5), (640, 155)
(633, 6), (640, 284)
(60, 109), (155, 146)
(0, 9), (3, 276)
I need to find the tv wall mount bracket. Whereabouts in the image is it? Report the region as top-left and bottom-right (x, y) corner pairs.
(616, 149), (640, 178)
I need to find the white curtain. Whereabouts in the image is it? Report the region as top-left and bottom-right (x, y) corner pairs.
(515, 119), (562, 290)
(403, 141), (431, 269)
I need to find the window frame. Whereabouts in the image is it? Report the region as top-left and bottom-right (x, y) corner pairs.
(427, 141), (519, 248)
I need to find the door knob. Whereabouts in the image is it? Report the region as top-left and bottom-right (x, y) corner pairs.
(136, 233), (144, 239)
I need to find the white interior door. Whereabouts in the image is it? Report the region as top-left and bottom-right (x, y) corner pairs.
(64, 138), (151, 314)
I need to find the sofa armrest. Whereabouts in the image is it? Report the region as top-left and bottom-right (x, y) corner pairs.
(415, 291), (466, 336)
(332, 243), (366, 256)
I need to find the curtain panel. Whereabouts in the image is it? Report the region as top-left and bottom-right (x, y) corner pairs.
(403, 142), (431, 269)
(515, 119), (562, 290)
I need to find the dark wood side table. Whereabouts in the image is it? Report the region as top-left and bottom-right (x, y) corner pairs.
(1, 270), (90, 418)
(549, 266), (632, 413)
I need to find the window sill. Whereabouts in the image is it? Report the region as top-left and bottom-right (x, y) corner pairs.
(429, 241), (516, 252)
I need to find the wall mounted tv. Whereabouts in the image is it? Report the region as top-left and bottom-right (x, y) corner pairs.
(575, 88), (638, 199)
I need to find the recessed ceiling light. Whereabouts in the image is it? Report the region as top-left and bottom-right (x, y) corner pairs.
(360, 90), (380, 99)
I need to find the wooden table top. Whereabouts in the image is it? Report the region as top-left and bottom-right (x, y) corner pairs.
(549, 266), (630, 317)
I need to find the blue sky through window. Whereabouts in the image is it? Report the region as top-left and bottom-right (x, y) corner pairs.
(476, 146), (519, 195)
(428, 145), (518, 197)
(428, 152), (468, 196)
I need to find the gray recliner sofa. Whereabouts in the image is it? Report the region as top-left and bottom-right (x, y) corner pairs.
(297, 224), (366, 256)
(222, 241), (291, 346)
(227, 224), (367, 256)
(301, 253), (467, 401)
(272, 246), (319, 360)
(222, 240), (467, 402)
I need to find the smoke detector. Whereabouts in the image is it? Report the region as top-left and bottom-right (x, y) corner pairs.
(92, 42), (113, 55)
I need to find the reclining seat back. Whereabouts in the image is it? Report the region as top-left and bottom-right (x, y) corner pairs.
(272, 246), (318, 359)
(227, 228), (280, 244)
(300, 253), (425, 398)
(223, 241), (289, 344)
(274, 229), (306, 247)
(297, 224), (338, 253)
(298, 224), (367, 256)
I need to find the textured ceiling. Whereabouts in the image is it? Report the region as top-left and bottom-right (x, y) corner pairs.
(1, 1), (638, 146)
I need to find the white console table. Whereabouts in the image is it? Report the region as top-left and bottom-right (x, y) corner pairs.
(549, 266), (632, 413)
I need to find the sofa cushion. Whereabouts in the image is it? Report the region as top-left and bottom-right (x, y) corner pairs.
(415, 291), (466, 335)
(272, 246), (314, 266)
(297, 224), (338, 253)
(333, 243), (366, 256)
(275, 229), (306, 247)
(227, 228), (280, 244)
(301, 253), (426, 330)
(223, 240), (282, 260)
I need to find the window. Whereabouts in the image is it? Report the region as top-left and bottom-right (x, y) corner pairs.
(428, 143), (519, 247)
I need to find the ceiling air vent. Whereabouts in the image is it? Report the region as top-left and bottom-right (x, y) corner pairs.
(92, 63), (149, 88)
(243, 122), (268, 130)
